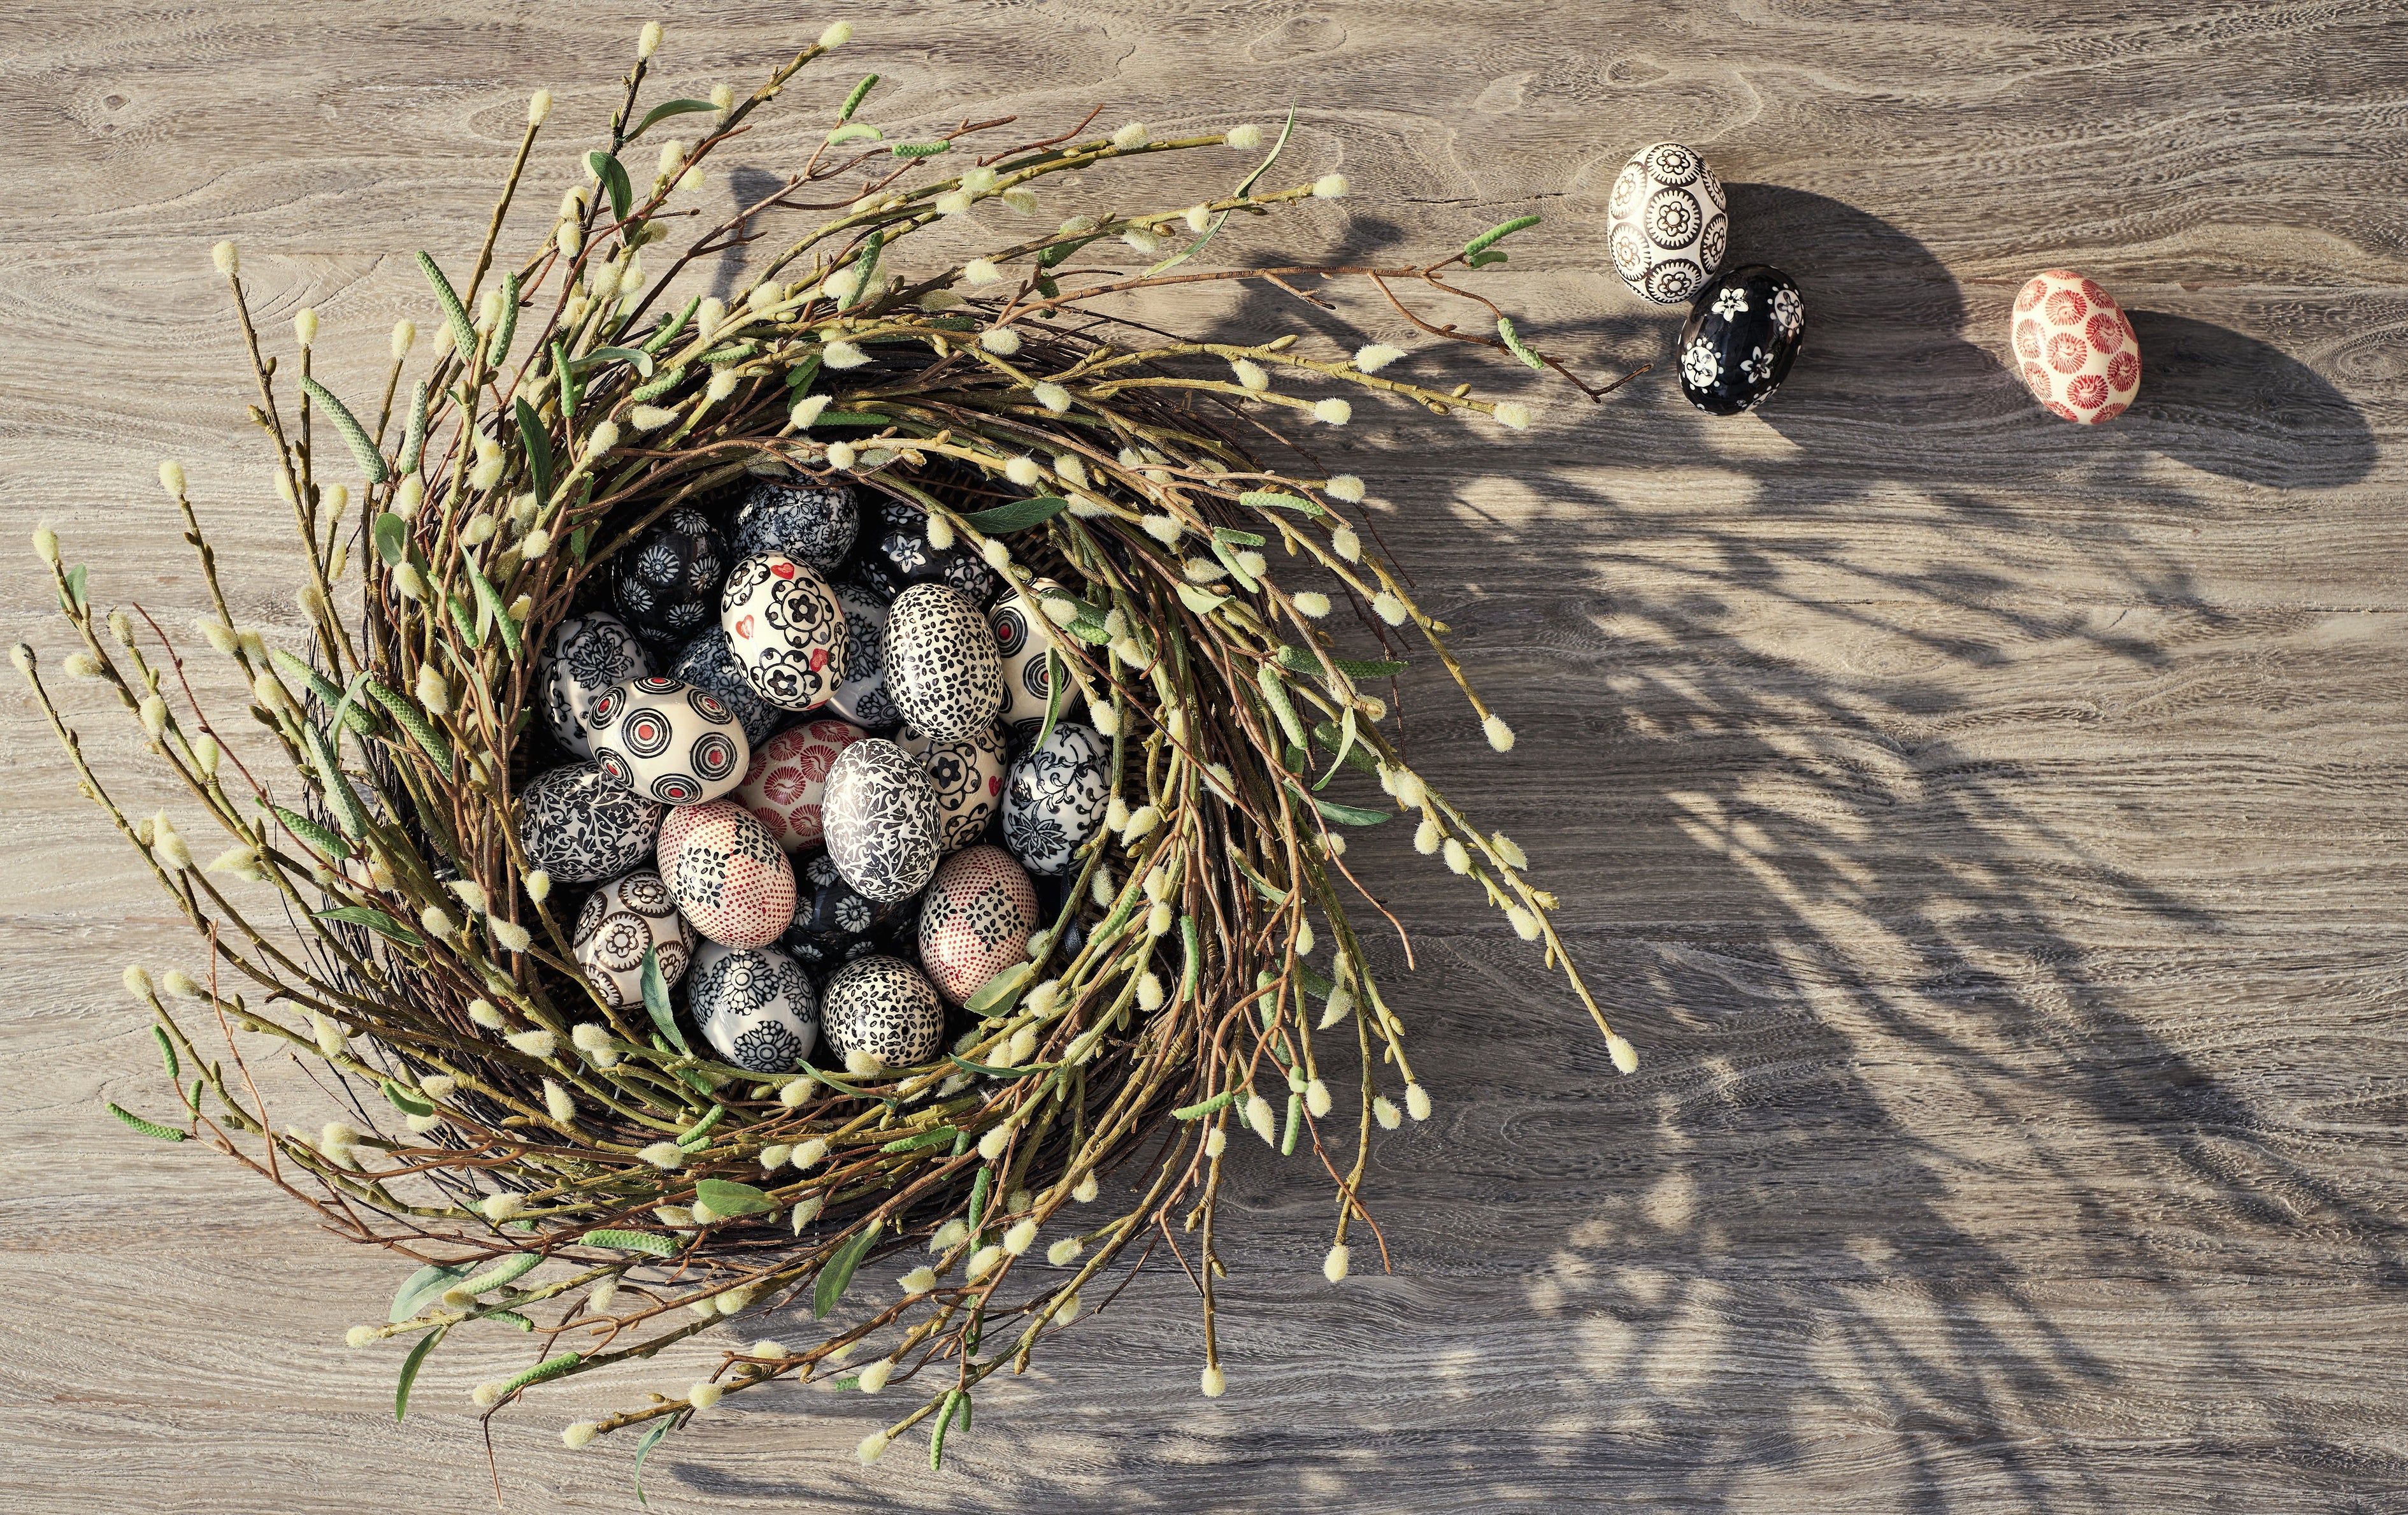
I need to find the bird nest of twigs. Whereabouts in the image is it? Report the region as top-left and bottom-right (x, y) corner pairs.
(18, 17), (1638, 1485)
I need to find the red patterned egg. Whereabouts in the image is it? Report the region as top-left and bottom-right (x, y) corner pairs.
(587, 676), (750, 805)
(668, 805), (796, 948)
(916, 845), (1039, 1004)
(736, 719), (867, 854)
(655, 797), (742, 880)
(2011, 270), (2140, 424)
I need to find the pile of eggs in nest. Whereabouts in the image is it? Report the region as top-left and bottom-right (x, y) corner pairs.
(521, 477), (1104, 1077)
(1605, 140), (2140, 423)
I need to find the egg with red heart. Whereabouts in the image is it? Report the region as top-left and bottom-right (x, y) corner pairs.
(720, 552), (847, 712)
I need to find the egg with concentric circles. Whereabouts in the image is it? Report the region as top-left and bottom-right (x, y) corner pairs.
(689, 941), (819, 1072)
(736, 718), (866, 854)
(1677, 265), (1807, 416)
(917, 844), (1039, 1005)
(821, 954), (946, 1068)
(668, 804), (797, 948)
(821, 738), (945, 903)
(588, 676), (751, 805)
(519, 761), (664, 884)
(538, 612), (650, 758)
(1001, 722), (1110, 876)
(883, 583), (1005, 740)
(572, 870), (696, 1008)
(990, 594), (1082, 749)
(733, 475), (858, 572)
(611, 506), (726, 648)
(720, 552), (847, 712)
(1606, 141), (1728, 305)
(899, 720), (1007, 852)
(668, 626), (783, 746)
(2011, 269), (2141, 424)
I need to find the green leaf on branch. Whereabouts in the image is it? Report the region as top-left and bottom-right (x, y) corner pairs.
(961, 496), (1066, 533)
(632, 1411), (689, 1506)
(373, 512), (410, 568)
(947, 1052), (1055, 1079)
(573, 345), (656, 378)
(1464, 213), (1542, 259)
(1310, 720), (1382, 776)
(390, 1261), (477, 1322)
(1293, 787), (1391, 826)
(1031, 651), (1066, 755)
(632, 99), (721, 139)
(516, 397), (554, 505)
(694, 1178), (776, 1216)
(64, 563), (88, 612)
(963, 961), (1034, 1017)
(812, 1219), (880, 1319)
(586, 150), (633, 223)
(640, 947), (686, 1054)
(1150, 108), (1297, 276)
(1233, 856), (1289, 905)
(464, 558), (522, 657)
(382, 1079), (433, 1117)
(394, 1324), (447, 1421)
(315, 905), (423, 945)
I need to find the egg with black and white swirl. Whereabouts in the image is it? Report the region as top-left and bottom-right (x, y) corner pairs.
(1001, 721), (1111, 876)
(733, 474), (858, 573)
(820, 738), (946, 903)
(519, 761), (664, 884)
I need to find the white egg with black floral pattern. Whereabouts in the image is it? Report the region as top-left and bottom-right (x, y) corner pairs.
(882, 584), (1005, 740)
(821, 954), (946, 1068)
(989, 594), (1082, 749)
(1001, 721), (1110, 876)
(688, 941), (820, 1072)
(519, 762), (664, 884)
(828, 582), (903, 732)
(1605, 141), (1728, 306)
(587, 676), (751, 805)
(572, 870), (696, 1009)
(538, 612), (650, 757)
(720, 552), (847, 712)
(899, 721), (1007, 852)
(820, 738), (945, 903)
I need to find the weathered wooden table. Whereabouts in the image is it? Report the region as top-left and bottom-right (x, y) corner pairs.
(5, 3), (2404, 1510)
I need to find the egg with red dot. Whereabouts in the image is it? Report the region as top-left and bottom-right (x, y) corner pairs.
(2010, 270), (2141, 424)
(917, 844), (1039, 1005)
(587, 676), (750, 805)
(668, 804), (797, 949)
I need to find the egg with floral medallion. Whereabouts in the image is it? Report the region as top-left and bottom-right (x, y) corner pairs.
(820, 738), (946, 903)
(1677, 265), (1807, 416)
(733, 475), (858, 572)
(778, 849), (918, 972)
(587, 676), (751, 805)
(720, 552), (848, 712)
(2010, 269), (2142, 424)
(882, 584), (1006, 740)
(667, 804), (797, 948)
(1001, 721), (1110, 876)
(898, 721), (1007, 852)
(655, 796), (741, 882)
(989, 592), (1082, 749)
(571, 870), (696, 1008)
(735, 719), (867, 854)
(1605, 141), (1729, 305)
(668, 626), (784, 746)
(538, 612), (649, 757)
(610, 506), (726, 648)
(827, 582), (903, 732)
(519, 761), (664, 884)
(820, 954), (947, 1068)
(916, 845), (1040, 1005)
(850, 496), (1003, 606)
(688, 941), (820, 1072)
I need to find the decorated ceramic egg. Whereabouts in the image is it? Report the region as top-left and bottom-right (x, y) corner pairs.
(1606, 141), (1728, 305)
(571, 870), (696, 1007)
(538, 612), (650, 757)
(588, 676), (751, 805)
(519, 762), (664, 884)
(828, 583), (903, 732)
(668, 804), (797, 948)
(1001, 722), (1110, 876)
(733, 475), (857, 572)
(736, 719), (867, 853)
(2011, 270), (2141, 424)
(882, 584), (1006, 740)
(820, 954), (946, 1068)
(821, 738), (945, 902)
(778, 849), (919, 970)
(898, 721), (1007, 851)
(668, 627), (783, 746)
(611, 506), (726, 647)
(1677, 266), (1807, 415)
(916, 845), (1040, 1004)
(688, 941), (819, 1072)
(989, 595), (1082, 747)
(655, 796), (740, 881)
(851, 496), (1002, 606)
(721, 552), (847, 712)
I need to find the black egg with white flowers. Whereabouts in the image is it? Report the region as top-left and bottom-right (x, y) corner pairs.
(733, 475), (859, 573)
(1677, 265), (1806, 416)
(610, 506), (726, 647)
(667, 626), (785, 747)
(777, 850), (919, 971)
(538, 611), (649, 758)
(827, 582), (903, 731)
(883, 584), (1007, 740)
(849, 496), (1001, 607)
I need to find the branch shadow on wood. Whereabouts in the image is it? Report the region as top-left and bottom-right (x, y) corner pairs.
(634, 190), (2401, 1512)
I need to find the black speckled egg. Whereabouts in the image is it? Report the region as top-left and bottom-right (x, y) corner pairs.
(734, 475), (858, 573)
(883, 584), (1006, 740)
(849, 496), (1001, 607)
(820, 954), (945, 1068)
(1677, 265), (1806, 416)
(611, 507), (727, 647)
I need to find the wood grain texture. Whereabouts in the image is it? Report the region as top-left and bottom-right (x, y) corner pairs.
(4, 1), (2407, 1510)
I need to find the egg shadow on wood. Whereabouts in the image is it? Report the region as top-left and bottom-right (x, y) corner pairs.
(2112, 310), (2377, 489)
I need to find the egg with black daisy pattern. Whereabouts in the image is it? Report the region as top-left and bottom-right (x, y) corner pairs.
(820, 954), (945, 1068)
(721, 552), (848, 713)
(688, 941), (819, 1072)
(572, 870), (695, 1009)
(610, 506), (726, 648)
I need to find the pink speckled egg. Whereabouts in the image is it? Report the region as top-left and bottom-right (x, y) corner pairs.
(735, 719), (867, 854)
(668, 805), (796, 948)
(916, 844), (1039, 1005)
